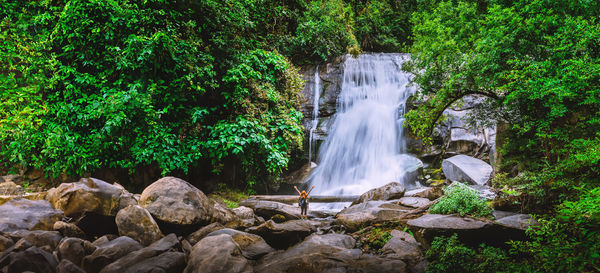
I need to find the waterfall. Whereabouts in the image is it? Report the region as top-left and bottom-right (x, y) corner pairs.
(308, 66), (320, 163)
(307, 53), (420, 197)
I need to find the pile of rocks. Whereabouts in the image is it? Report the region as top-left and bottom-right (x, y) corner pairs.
(0, 176), (535, 272)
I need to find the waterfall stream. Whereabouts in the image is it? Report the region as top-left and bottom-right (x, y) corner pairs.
(308, 66), (320, 163)
(307, 54), (420, 203)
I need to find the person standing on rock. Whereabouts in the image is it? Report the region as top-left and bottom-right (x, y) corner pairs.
(294, 185), (314, 219)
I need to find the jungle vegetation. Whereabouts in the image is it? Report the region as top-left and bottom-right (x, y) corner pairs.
(1, 0), (598, 271)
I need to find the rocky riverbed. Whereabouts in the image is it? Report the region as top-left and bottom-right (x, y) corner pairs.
(0, 175), (535, 273)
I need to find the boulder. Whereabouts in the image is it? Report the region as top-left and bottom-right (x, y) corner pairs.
(0, 198), (63, 233)
(336, 201), (413, 232)
(442, 155), (493, 185)
(184, 234), (253, 273)
(407, 214), (491, 247)
(139, 177), (238, 232)
(495, 213), (537, 231)
(57, 259), (86, 273)
(232, 206), (262, 228)
(108, 251), (185, 273)
(82, 236), (143, 273)
(0, 246), (58, 273)
(381, 230), (423, 266)
(206, 229), (274, 259)
(352, 182), (406, 205)
(398, 197), (431, 209)
(99, 233), (181, 273)
(16, 230), (62, 250)
(46, 178), (132, 217)
(186, 222), (225, 246)
(232, 206), (255, 219)
(0, 235), (14, 252)
(0, 181), (24, 196)
(57, 237), (97, 267)
(405, 187), (443, 200)
(91, 235), (116, 247)
(239, 199), (328, 220)
(54, 221), (86, 239)
(115, 205), (164, 246)
(255, 233), (407, 273)
(247, 219), (328, 249)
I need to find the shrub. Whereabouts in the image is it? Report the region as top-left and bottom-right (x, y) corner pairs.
(510, 187), (600, 272)
(355, 227), (392, 253)
(429, 182), (493, 218)
(426, 234), (524, 273)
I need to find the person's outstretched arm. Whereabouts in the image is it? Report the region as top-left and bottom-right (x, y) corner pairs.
(294, 186), (301, 195)
(306, 186), (315, 196)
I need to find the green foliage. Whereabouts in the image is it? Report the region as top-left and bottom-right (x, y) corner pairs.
(3, 0), (426, 187)
(295, 0), (358, 62)
(426, 234), (525, 273)
(510, 187), (600, 272)
(355, 227), (392, 253)
(405, 0), (600, 209)
(429, 182), (493, 218)
(352, 0), (415, 52)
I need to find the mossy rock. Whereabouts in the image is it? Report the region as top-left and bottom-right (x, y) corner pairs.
(270, 214), (287, 223)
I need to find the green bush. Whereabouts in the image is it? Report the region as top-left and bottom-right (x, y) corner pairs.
(510, 187), (600, 272)
(355, 227), (392, 253)
(429, 182), (493, 218)
(294, 0), (358, 62)
(426, 234), (524, 273)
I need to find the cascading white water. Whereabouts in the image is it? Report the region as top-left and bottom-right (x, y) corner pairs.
(308, 67), (320, 163)
(307, 53), (420, 198)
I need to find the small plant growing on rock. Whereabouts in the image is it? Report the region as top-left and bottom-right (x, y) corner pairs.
(355, 227), (393, 253)
(429, 182), (493, 218)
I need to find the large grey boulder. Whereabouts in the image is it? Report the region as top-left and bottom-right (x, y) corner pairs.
(255, 233), (407, 273)
(232, 206), (263, 228)
(495, 212), (537, 231)
(139, 177), (238, 230)
(184, 234), (253, 273)
(247, 219), (329, 249)
(0, 235), (14, 252)
(336, 201), (413, 232)
(99, 234), (182, 273)
(352, 182), (406, 205)
(57, 237), (97, 268)
(407, 214), (492, 247)
(0, 246), (58, 273)
(57, 259), (86, 273)
(54, 221), (86, 239)
(45, 178), (135, 217)
(186, 222), (225, 246)
(0, 181), (24, 196)
(15, 230), (62, 250)
(0, 198), (63, 233)
(398, 197), (431, 209)
(115, 205), (164, 246)
(81, 236), (143, 273)
(442, 155), (493, 185)
(381, 230), (425, 270)
(205, 229), (274, 260)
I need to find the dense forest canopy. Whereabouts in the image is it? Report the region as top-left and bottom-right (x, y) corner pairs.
(1, 0), (599, 270)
